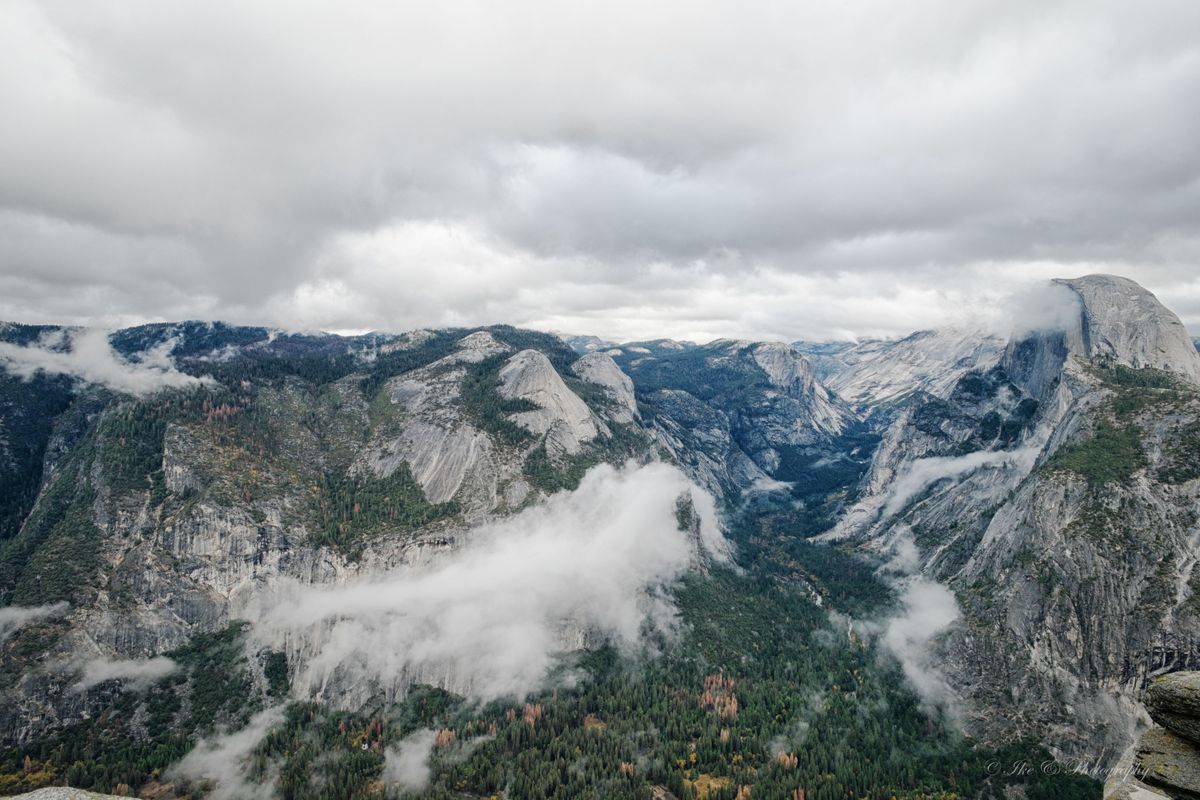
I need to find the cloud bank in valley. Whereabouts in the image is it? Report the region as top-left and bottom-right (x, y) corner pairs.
(849, 528), (963, 717)
(881, 444), (1044, 519)
(0, 601), (68, 641)
(382, 730), (437, 792)
(257, 461), (728, 702)
(880, 575), (962, 716)
(0, 327), (211, 395)
(168, 706), (285, 800)
(73, 655), (179, 691)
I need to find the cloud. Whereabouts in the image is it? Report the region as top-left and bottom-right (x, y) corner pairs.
(0, 327), (212, 395)
(2, 2), (1199, 338)
(881, 444), (1043, 519)
(382, 729), (437, 792)
(989, 280), (1085, 339)
(73, 655), (178, 691)
(880, 575), (961, 716)
(168, 706), (285, 800)
(0, 601), (68, 641)
(851, 528), (963, 716)
(256, 461), (727, 701)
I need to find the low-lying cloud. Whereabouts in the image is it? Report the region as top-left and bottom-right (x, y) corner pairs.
(860, 528), (963, 717)
(0, 601), (68, 641)
(382, 729), (437, 792)
(881, 444), (1042, 519)
(992, 280), (1084, 339)
(168, 706), (285, 800)
(73, 655), (178, 691)
(880, 575), (961, 716)
(257, 461), (727, 702)
(0, 327), (211, 395)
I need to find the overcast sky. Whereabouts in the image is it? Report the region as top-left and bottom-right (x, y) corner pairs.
(2, 1), (1198, 342)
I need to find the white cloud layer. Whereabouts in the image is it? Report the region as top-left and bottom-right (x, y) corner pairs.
(880, 575), (962, 716)
(382, 730), (437, 792)
(73, 655), (179, 691)
(0, 327), (211, 395)
(855, 528), (963, 717)
(1, 1), (1199, 339)
(881, 444), (1044, 519)
(168, 706), (285, 800)
(256, 461), (727, 701)
(0, 601), (68, 641)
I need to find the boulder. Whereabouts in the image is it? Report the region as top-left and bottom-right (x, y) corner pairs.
(1146, 673), (1200, 746)
(1105, 743), (1173, 800)
(1136, 727), (1200, 799)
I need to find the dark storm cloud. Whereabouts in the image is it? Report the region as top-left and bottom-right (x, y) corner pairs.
(1, 0), (1198, 340)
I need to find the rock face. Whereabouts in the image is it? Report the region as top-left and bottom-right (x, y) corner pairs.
(613, 339), (861, 500)
(1134, 728), (1200, 799)
(571, 352), (638, 424)
(1106, 744), (1174, 800)
(1146, 673), (1200, 746)
(830, 277), (1200, 762)
(372, 338), (503, 508)
(1057, 275), (1200, 383)
(1107, 672), (1200, 800)
(749, 342), (847, 436)
(499, 349), (604, 455)
(796, 328), (1006, 416)
(641, 388), (779, 498)
(446, 330), (509, 363)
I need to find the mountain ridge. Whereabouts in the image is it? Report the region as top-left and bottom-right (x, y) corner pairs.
(0, 275), (1195, 797)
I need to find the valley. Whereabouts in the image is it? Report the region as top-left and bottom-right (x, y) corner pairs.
(1, 275), (1197, 799)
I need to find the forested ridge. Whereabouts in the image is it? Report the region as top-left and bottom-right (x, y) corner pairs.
(0, 565), (1100, 799)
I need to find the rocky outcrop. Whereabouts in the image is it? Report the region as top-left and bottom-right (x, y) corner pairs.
(644, 388), (776, 499)
(363, 332), (510, 514)
(797, 328), (1006, 415)
(1107, 673), (1200, 799)
(499, 349), (604, 455)
(618, 340), (861, 501)
(749, 342), (847, 436)
(571, 353), (638, 423)
(1146, 673), (1200, 747)
(1058, 275), (1200, 383)
(444, 330), (509, 363)
(1134, 728), (1200, 799)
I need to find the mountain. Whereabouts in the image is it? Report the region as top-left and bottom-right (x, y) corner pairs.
(828, 274), (1200, 762)
(560, 334), (616, 355)
(794, 329), (1006, 418)
(608, 339), (879, 525)
(4, 276), (1194, 797)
